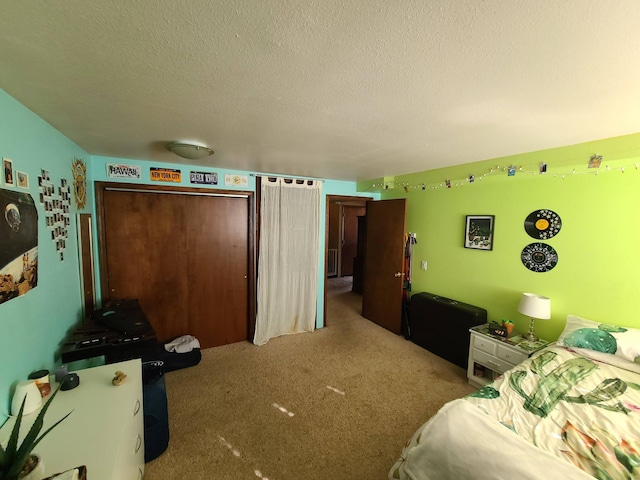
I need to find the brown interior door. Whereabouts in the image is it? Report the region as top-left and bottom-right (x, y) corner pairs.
(361, 199), (407, 334)
(341, 205), (365, 276)
(100, 186), (249, 348)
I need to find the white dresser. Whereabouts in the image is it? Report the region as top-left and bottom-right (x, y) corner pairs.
(467, 324), (549, 388)
(0, 359), (144, 480)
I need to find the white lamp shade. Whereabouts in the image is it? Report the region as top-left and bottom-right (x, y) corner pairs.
(517, 293), (551, 320)
(167, 141), (214, 160)
(11, 380), (42, 416)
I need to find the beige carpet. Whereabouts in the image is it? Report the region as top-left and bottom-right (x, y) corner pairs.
(144, 277), (475, 480)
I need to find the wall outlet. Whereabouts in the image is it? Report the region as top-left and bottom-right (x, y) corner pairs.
(421, 260), (427, 271)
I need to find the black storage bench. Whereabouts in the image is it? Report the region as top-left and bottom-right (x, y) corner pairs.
(409, 292), (487, 368)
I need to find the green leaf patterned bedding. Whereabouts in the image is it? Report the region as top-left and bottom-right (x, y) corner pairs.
(466, 345), (640, 479)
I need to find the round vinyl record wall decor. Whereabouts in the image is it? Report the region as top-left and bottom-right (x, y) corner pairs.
(524, 209), (562, 240)
(521, 242), (558, 273)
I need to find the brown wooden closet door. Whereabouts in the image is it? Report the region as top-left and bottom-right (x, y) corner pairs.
(185, 195), (248, 347)
(102, 189), (248, 348)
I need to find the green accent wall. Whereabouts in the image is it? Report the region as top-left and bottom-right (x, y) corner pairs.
(363, 133), (640, 341)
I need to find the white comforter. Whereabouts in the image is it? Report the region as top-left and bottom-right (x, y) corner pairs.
(390, 346), (640, 480)
(389, 399), (593, 480)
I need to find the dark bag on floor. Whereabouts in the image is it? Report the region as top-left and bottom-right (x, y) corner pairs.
(143, 362), (170, 462)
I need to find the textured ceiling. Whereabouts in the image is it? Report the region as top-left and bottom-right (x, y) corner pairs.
(1, 1), (640, 181)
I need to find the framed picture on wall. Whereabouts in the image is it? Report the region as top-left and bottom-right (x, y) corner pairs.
(464, 215), (495, 250)
(3, 158), (14, 186)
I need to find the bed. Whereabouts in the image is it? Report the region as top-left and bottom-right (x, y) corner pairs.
(389, 315), (640, 480)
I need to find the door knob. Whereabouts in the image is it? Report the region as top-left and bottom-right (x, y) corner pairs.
(394, 272), (404, 277)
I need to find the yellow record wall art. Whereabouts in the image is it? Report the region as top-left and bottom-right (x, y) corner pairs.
(524, 209), (561, 240)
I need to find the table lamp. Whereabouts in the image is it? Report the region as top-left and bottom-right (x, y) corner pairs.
(517, 292), (550, 341)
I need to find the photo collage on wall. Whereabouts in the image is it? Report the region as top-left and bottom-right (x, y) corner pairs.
(38, 169), (71, 261)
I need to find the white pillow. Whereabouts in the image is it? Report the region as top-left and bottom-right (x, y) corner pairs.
(556, 315), (640, 365)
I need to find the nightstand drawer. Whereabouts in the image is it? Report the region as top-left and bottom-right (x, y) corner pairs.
(473, 336), (496, 356)
(496, 344), (527, 365)
(473, 348), (510, 374)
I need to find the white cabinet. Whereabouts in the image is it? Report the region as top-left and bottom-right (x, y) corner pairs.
(467, 325), (549, 389)
(0, 359), (144, 480)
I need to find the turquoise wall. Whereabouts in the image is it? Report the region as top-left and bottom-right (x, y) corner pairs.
(91, 157), (376, 330)
(0, 90), (91, 422)
(0, 104), (371, 422)
(362, 133), (640, 341)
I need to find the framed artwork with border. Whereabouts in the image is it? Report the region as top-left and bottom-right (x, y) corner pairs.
(3, 158), (14, 186)
(17, 171), (29, 188)
(464, 215), (495, 250)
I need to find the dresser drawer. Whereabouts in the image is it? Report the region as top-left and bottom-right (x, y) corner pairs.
(496, 344), (527, 365)
(473, 335), (496, 355)
(472, 348), (510, 374)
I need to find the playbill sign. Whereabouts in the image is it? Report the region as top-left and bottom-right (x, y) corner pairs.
(106, 163), (141, 179)
(150, 167), (182, 183)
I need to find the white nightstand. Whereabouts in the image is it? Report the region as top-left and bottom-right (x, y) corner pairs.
(467, 324), (549, 388)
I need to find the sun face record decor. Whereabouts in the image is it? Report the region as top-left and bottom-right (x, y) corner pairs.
(521, 242), (558, 272)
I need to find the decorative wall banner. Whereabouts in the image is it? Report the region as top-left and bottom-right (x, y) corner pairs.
(0, 188), (38, 305)
(190, 171), (218, 185)
(72, 158), (87, 209)
(224, 174), (248, 187)
(106, 163), (141, 179)
(150, 167), (182, 183)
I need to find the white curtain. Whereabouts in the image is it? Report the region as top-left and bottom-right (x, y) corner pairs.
(253, 177), (321, 346)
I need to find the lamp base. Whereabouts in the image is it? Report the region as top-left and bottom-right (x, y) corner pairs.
(525, 317), (537, 342)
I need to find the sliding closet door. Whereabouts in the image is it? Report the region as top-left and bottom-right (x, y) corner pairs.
(185, 195), (248, 347)
(99, 185), (249, 348)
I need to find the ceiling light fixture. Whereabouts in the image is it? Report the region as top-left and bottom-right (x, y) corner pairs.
(166, 141), (214, 160)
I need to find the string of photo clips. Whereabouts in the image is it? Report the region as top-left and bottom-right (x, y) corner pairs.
(368, 155), (640, 193)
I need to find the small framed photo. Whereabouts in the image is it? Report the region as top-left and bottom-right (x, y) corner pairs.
(3, 158), (14, 186)
(464, 215), (495, 250)
(17, 171), (29, 188)
(588, 155), (602, 169)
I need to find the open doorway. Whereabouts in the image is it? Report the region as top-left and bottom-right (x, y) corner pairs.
(324, 195), (371, 326)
